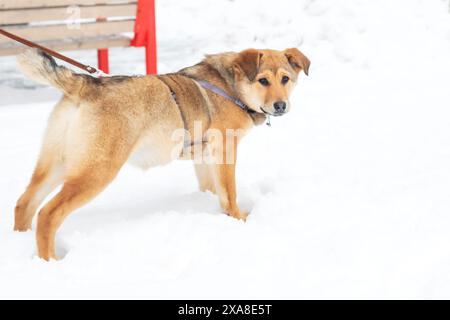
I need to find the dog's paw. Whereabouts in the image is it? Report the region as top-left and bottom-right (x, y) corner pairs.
(228, 210), (249, 222)
(13, 223), (32, 232)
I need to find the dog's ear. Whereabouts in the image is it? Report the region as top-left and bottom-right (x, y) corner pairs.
(233, 49), (262, 81)
(284, 48), (310, 76)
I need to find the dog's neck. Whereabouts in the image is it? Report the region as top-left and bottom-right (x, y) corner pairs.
(178, 60), (266, 126)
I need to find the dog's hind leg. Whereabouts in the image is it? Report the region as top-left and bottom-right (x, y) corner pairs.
(35, 112), (136, 260)
(36, 157), (127, 260)
(14, 99), (72, 231)
(14, 160), (63, 231)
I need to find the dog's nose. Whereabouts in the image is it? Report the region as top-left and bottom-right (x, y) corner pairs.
(273, 101), (287, 112)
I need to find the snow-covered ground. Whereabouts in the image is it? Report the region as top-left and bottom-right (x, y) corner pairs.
(1, 0), (450, 299)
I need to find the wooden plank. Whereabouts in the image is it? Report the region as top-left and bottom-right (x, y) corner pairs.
(0, 4), (137, 25)
(0, 20), (134, 44)
(0, 35), (132, 56)
(1, 1), (135, 10)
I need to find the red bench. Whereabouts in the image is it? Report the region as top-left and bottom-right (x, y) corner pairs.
(0, 0), (157, 74)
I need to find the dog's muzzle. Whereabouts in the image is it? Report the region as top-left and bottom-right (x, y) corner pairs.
(261, 101), (289, 117)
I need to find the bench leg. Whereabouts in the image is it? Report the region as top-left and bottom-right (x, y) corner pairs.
(145, 42), (157, 75)
(145, 0), (157, 75)
(97, 48), (109, 74)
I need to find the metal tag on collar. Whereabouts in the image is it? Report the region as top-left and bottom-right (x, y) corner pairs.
(266, 115), (271, 127)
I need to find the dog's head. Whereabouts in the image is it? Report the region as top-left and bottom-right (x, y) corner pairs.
(232, 48), (310, 116)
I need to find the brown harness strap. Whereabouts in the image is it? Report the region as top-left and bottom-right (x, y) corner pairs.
(157, 75), (211, 159)
(156, 75), (192, 151)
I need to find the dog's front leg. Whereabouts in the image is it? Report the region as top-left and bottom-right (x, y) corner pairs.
(213, 162), (248, 221)
(194, 163), (217, 194)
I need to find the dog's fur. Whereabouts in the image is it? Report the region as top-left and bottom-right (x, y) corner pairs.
(15, 48), (310, 260)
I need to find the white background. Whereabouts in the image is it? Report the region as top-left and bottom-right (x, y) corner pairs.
(1, 0), (450, 299)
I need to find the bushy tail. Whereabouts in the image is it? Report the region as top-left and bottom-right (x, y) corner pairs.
(17, 49), (85, 95)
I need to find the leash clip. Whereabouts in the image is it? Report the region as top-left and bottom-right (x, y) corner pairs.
(266, 115), (271, 127)
(92, 69), (110, 78)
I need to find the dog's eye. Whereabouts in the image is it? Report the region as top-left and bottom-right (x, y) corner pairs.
(281, 76), (290, 85)
(258, 78), (270, 86)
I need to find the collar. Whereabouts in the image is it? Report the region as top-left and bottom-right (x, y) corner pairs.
(195, 79), (253, 113)
(194, 79), (270, 126)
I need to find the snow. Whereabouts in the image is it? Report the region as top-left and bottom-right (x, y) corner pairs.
(1, 0), (450, 299)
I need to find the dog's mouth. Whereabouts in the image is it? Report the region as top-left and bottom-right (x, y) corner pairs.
(260, 107), (285, 117)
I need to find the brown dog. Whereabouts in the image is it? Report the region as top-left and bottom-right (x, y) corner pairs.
(14, 47), (310, 260)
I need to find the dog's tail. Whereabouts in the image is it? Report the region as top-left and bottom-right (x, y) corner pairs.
(17, 49), (86, 96)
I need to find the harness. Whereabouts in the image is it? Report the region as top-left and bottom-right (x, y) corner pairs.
(195, 79), (270, 127)
(161, 75), (269, 128)
(157, 75), (269, 158)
